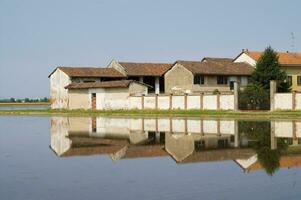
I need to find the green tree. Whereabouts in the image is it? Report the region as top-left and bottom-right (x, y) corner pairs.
(250, 46), (290, 92)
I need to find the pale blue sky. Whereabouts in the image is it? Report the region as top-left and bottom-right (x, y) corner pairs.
(0, 0), (300, 98)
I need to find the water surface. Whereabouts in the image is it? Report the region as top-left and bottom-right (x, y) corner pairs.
(1, 116), (301, 200)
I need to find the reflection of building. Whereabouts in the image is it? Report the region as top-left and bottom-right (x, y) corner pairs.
(50, 117), (301, 173)
(235, 120), (301, 173)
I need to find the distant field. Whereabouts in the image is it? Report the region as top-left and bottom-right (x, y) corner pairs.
(0, 102), (50, 106)
(0, 108), (301, 119)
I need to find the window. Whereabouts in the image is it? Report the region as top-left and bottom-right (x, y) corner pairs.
(83, 80), (95, 83)
(217, 76), (228, 85)
(194, 75), (204, 85)
(287, 76), (292, 86)
(195, 140), (205, 151)
(298, 76), (301, 86)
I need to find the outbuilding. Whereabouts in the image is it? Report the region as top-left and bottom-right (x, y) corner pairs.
(65, 80), (149, 110)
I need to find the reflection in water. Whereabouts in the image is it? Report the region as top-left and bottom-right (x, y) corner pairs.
(50, 117), (301, 175)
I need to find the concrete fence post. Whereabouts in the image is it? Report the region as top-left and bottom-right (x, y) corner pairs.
(270, 81), (276, 111)
(234, 82), (240, 111)
(216, 93), (220, 110)
(200, 93), (203, 110)
(141, 94), (145, 109)
(155, 94), (158, 109)
(169, 93), (173, 110)
(292, 91), (296, 110)
(184, 93), (188, 110)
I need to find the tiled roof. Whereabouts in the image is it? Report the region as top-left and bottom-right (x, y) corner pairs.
(49, 67), (125, 78)
(245, 51), (301, 65)
(177, 59), (254, 75)
(65, 80), (150, 89)
(119, 62), (173, 76)
(202, 57), (233, 62)
(247, 155), (301, 173)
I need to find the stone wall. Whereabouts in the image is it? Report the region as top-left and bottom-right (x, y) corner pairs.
(129, 93), (235, 110)
(270, 81), (301, 110)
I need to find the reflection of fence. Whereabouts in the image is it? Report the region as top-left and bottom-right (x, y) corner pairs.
(270, 81), (301, 111)
(129, 92), (236, 110)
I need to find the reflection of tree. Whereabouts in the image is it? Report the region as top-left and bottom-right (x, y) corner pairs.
(239, 121), (288, 175)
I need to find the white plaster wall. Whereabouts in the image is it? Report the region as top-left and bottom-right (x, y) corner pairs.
(144, 119), (156, 131)
(95, 117), (130, 136)
(240, 77), (249, 86)
(129, 96), (142, 109)
(220, 95), (234, 110)
(296, 94), (301, 110)
(275, 93), (293, 110)
(275, 121), (293, 137)
(233, 53), (257, 66)
(187, 119), (201, 133)
(50, 69), (71, 109)
(172, 119), (185, 133)
(130, 118), (143, 131)
(144, 96), (156, 109)
(158, 96), (170, 109)
(187, 95), (200, 109)
(203, 120), (218, 134)
(220, 120), (235, 135)
(68, 90), (91, 110)
(297, 122), (301, 138)
(103, 88), (129, 110)
(203, 95), (217, 110)
(172, 96), (185, 109)
(158, 118), (171, 132)
(50, 117), (71, 156)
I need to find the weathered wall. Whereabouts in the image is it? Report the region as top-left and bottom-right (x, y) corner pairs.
(273, 92), (301, 110)
(129, 93), (235, 110)
(91, 88), (129, 110)
(233, 52), (257, 66)
(50, 69), (71, 109)
(68, 89), (91, 109)
(281, 66), (301, 92)
(129, 82), (148, 95)
(164, 63), (194, 94)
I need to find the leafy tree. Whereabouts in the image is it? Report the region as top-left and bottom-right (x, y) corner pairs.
(10, 98), (15, 102)
(239, 82), (270, 110)
(250, 46), (290, 92)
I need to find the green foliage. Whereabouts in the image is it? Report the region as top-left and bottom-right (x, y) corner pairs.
(239, 82), (270, 110)
(239, 120), (288, 176)
(250, 46), (290, 92)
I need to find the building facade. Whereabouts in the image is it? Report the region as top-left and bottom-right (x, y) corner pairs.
(234, 49), (301, 91)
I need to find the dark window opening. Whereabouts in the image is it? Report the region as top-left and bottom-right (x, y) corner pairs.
(128, 76), (140, 81)
(194, 75), (204, 85)
(159, 77), (165, 93)
(83, 80), (96, 83)
(148, 132), (156, 144)
(297, 76), (301, 86)
(230, 81), (235, 90)
(195, 140), (205, 151)
(287, 76), (292, 86)
(144, 76), (156, 93)
(217, 76), (228, 85)
(159, 132), (165, 144)
(218, 139), (229, 148)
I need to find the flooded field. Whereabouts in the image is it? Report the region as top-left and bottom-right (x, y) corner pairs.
(1, 116), (301, 200)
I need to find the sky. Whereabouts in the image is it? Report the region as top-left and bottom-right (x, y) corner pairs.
(0, 0), (300, 98)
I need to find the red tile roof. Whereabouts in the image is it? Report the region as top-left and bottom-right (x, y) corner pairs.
(245, 51), (301, 65)
(177, 59), (254, 75)
(119, 62), (173, 76)
(65, 80), (150, 89)
(49, 67), (125, 78)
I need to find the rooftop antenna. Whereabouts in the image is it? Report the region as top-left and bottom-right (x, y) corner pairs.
(290, 32), (296, 53)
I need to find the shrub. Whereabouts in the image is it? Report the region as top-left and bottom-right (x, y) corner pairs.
(239, 83), (270, 110)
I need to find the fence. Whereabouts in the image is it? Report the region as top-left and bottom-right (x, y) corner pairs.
(270, 81), (301, 111)
(129, 92), (236, 110)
